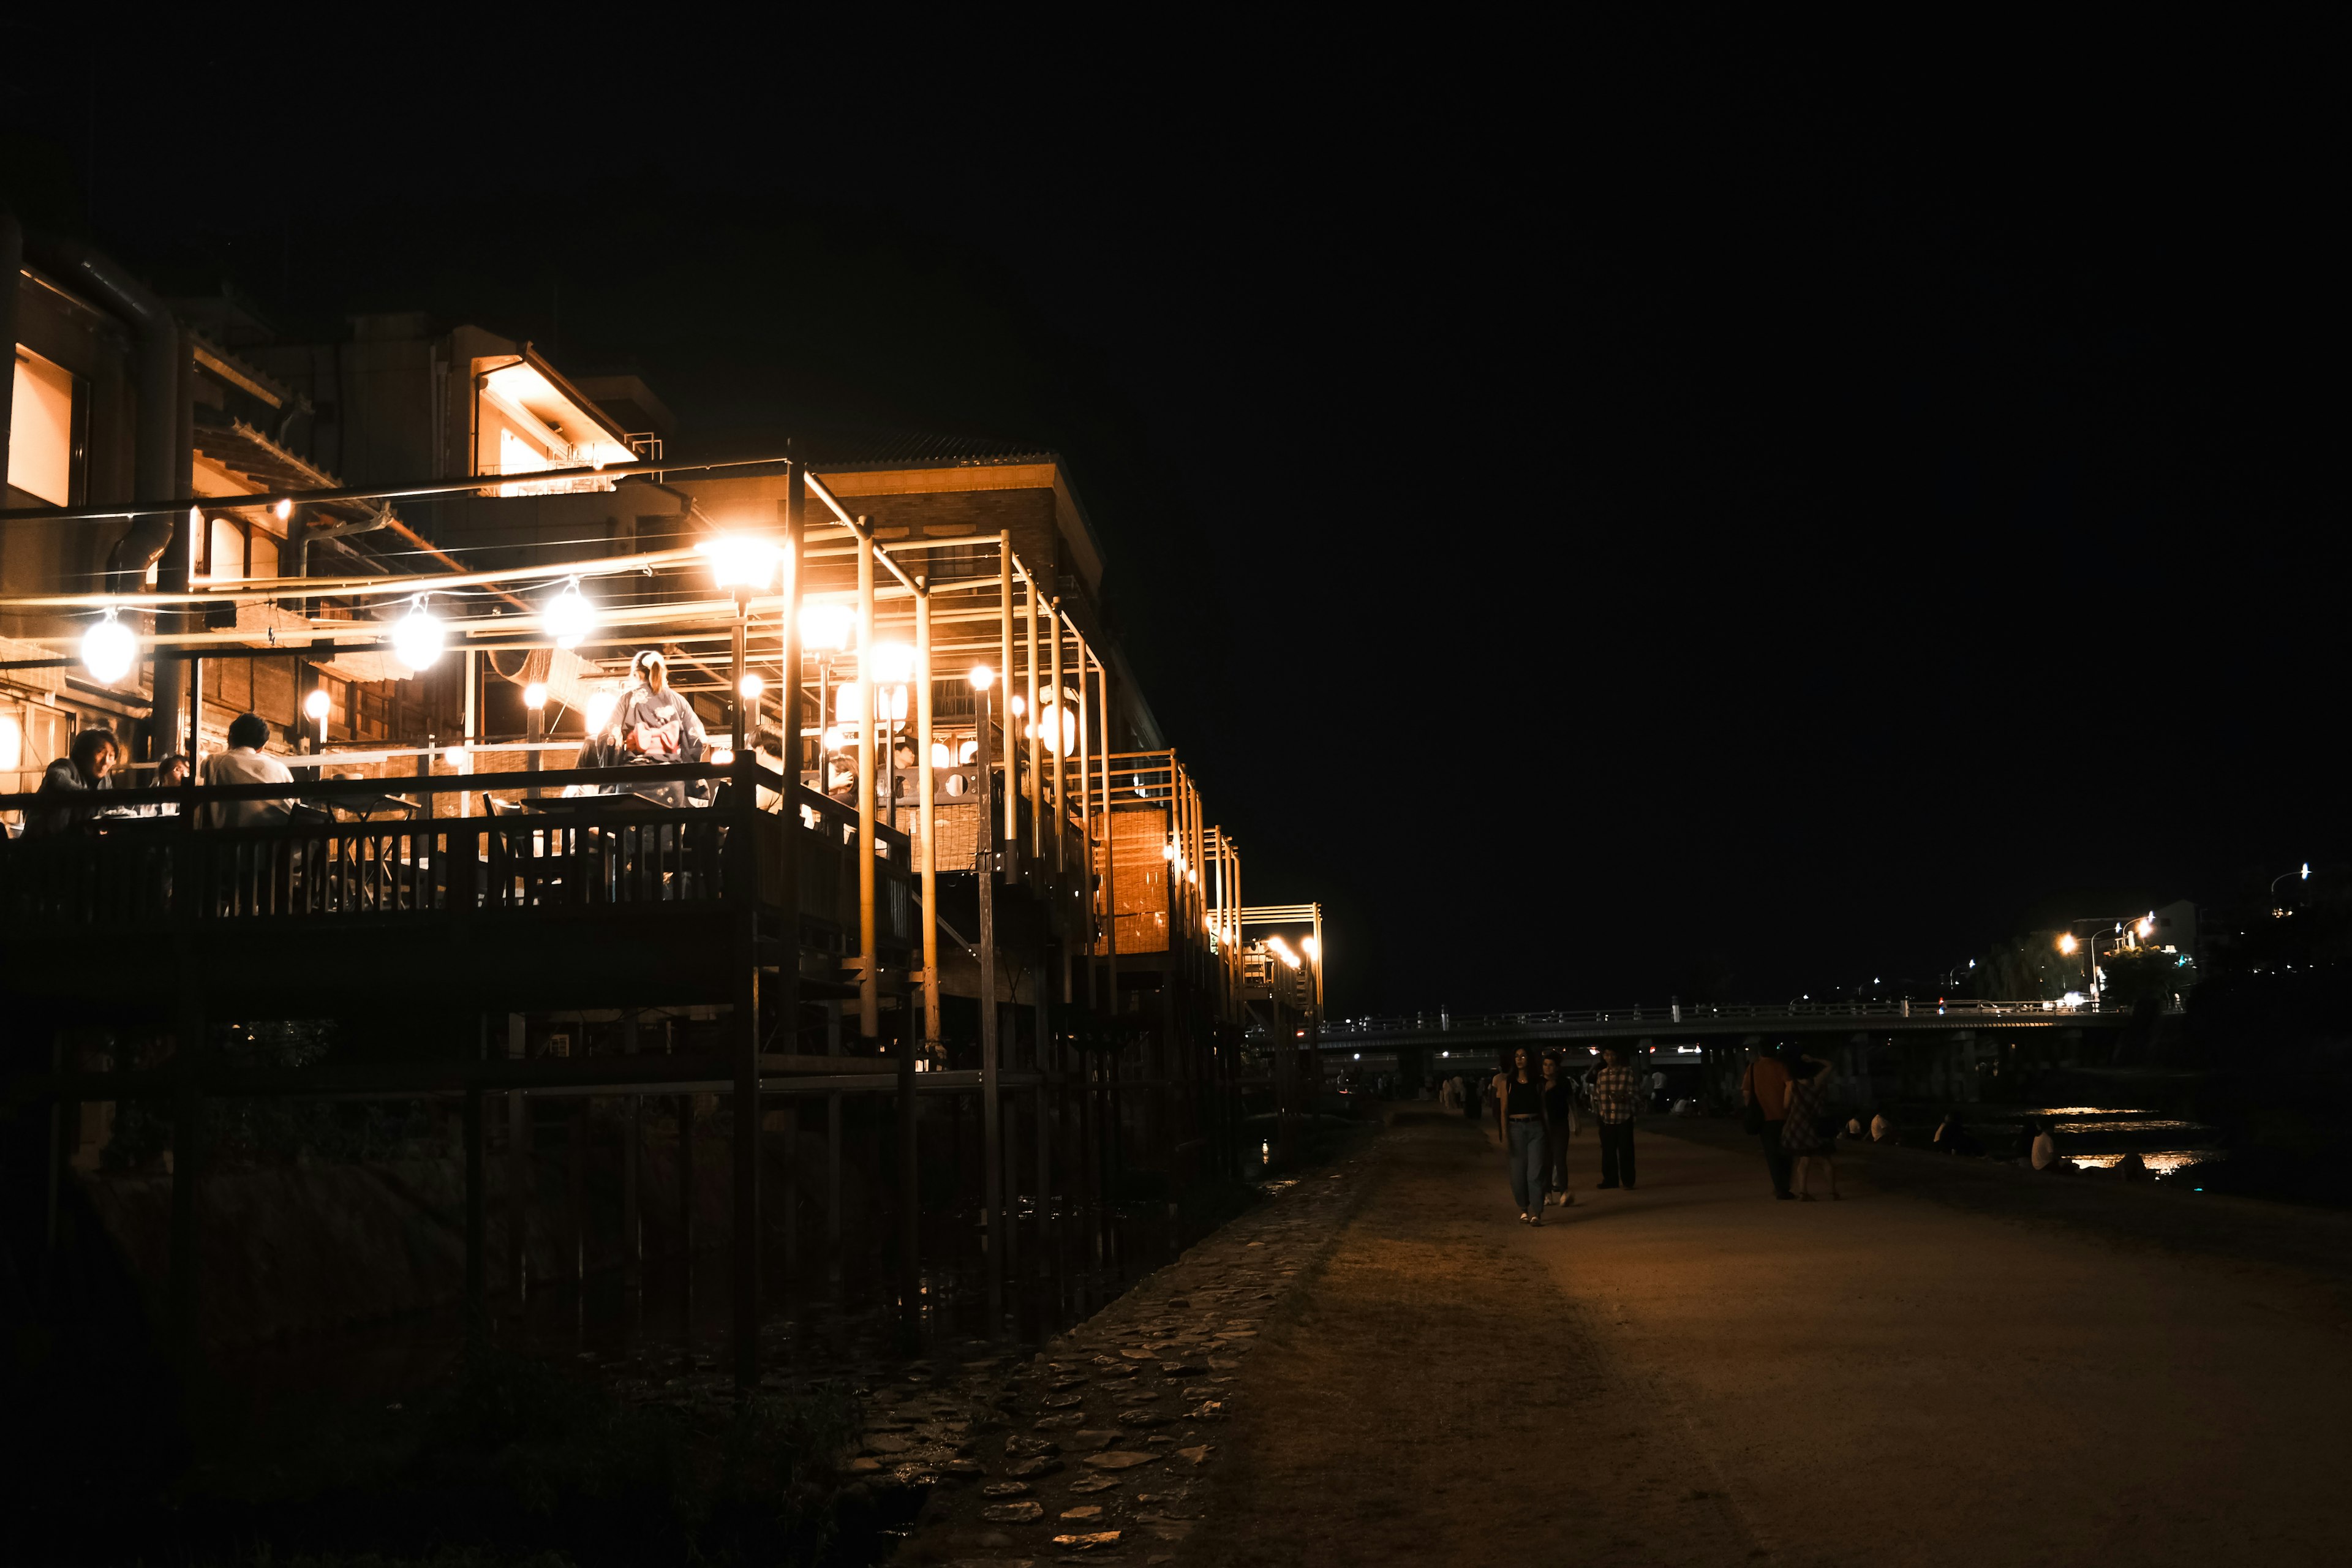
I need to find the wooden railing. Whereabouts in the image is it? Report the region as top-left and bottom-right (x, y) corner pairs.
(0, 763), (913, 949)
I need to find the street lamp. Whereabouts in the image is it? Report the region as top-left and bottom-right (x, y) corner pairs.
(698, 535), (784, 597)
(799, 602), (856, 790)
(304, 686), (331, 749)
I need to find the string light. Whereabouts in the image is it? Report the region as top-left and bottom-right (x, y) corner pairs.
(391, 595), (446, 671)
(543, 576), (595, 649)
(81, 608), (137, 684)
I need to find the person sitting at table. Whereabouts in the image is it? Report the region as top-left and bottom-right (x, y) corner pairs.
(130, 753), (192, 817)
(23, 729), (119, 836)
(200, 714), (296, 828)
(616, 650), (707, 805)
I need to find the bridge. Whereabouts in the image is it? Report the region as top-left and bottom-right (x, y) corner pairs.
(1310, 998), (2143, 1055)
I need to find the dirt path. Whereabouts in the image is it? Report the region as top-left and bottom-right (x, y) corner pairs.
(1184, 1110), (2352, 1568)
(908, 1109), (2352, 1566)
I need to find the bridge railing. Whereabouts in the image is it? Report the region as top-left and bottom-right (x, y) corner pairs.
(1322, 998), (2148, 1036)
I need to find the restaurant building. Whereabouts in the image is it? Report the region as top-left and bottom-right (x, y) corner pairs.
(1, 217), (1325, 1384)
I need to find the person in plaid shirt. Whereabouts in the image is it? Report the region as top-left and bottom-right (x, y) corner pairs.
(1591, 1045), (1642, 1189)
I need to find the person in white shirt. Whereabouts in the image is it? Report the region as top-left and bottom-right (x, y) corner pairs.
(200, 713), (295, 828)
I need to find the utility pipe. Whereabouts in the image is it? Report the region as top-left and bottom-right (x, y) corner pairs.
(0, 450), (800, 526)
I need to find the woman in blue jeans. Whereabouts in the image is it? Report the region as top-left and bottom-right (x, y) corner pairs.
(1495, 1046), (1548, 1224)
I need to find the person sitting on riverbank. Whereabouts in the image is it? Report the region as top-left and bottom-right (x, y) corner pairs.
(1932, 1112), (1983, 1157)
(2029, 1119), (2066, 1172)
(1871, 1112), (1896, 1144)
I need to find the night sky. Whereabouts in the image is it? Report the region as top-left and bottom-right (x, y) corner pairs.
(4, 28), (2335, 1014)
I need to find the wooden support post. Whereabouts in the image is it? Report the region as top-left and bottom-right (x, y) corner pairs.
(168, 982), (206, 1379)
(917, 584), (939, 1056)
(730, 592), (762, 1395)
(507, 1014), (527, 1309)
(1097, 649), (1119, 1027)
(677, 1093), (695, 1325)
(464, 1084), (485, 1332)
(624, 1093), (641, 1283)
(976, 678), (1004, 1329)
(782, 1094), (799, 1280)
(570, 1099), (589, 1287)
(825, 1003), (842, 1275)
(622, 1015), (641, 1285)
(1076, 627), (1094, 1009)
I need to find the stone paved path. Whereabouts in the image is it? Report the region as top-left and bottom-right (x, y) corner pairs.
(900, 1148), (1376, 1566)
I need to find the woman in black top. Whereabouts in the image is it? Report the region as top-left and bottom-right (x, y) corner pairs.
(1494, 1046), (1549, 1224)
(1540, 1053), (1578, 1207)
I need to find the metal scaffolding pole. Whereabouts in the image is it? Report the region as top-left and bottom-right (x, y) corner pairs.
(998, 532), (1017, 862)
(1024, 567), (1042, 865)
(1049, 600), (1066, 880)
(917, 581), (940, 1054)
(976, 673), (1005, 1329)
(857, 528), (878, 1042)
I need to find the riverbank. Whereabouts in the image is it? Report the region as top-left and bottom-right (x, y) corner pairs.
(1032, 1106), (2352, 1568)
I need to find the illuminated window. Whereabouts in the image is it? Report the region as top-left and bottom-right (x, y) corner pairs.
(209, 516), (246, 581)
(7, 349), (80, 505)
(499, 426), (551, 477)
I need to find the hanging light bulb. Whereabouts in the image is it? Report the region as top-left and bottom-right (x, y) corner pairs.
(392, 595), (446, 671)
(543, 576), (595, 649)
(81, 608), (137, 685)
(869, 642), (917, 684)
(273, 498), (293, 522)
(799, 601), (854, 652)
(739, 673), (766, 702)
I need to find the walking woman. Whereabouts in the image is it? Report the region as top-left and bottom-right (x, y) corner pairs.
(1541, 1052), (1578, 1207)
(1496, 1047), (1549, 1224)
(1782, 1054), (1841, 1200)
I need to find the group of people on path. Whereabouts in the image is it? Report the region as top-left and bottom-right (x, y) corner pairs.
(1492, 1044), (1643, 1224)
